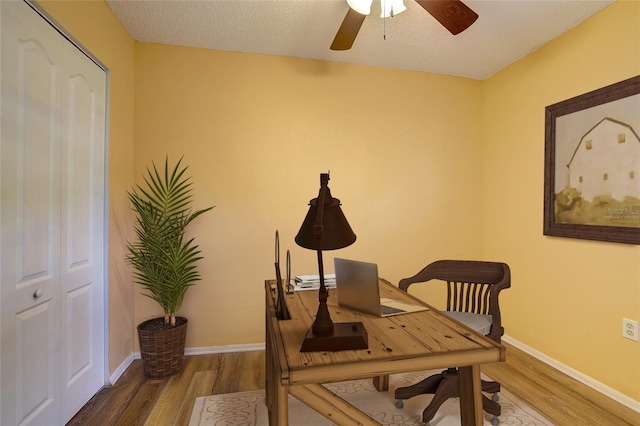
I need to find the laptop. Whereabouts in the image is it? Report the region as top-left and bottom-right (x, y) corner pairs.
(334, 258), (428, 317)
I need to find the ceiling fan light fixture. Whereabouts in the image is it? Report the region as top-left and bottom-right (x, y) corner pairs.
(333, 0), (477, 52)
(347, 0), (373, 16)
(380, 0), (406, 18)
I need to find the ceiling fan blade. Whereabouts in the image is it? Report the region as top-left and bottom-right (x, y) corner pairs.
(331, 8), (367, 51)
(415, 0), (478, 35)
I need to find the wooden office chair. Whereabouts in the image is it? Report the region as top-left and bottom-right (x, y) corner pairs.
(394, 260), (511, 426)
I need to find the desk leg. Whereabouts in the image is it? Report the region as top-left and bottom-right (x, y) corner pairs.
(272, 382), (289, 426)
(266, 341), (288, 425)
(266, 307), (273, 412)
(373, 374), (389, 391)
(458, 365), (483, 426)
(266, 304), (288, 425)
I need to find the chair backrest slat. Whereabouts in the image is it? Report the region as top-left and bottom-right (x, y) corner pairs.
(446, 281), (492, 313)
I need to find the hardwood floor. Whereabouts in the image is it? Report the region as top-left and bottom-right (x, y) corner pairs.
(67, 351), (265, 426)
(67, 342), (639, 426)
(482, 343), (638, 426)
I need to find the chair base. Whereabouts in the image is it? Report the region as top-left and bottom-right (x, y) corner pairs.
(394, 368), (501, 424)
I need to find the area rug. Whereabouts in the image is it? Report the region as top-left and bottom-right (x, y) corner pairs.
(189, 370), (553, 425)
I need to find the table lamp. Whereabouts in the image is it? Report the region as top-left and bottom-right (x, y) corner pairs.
(295, 173), (368, 352)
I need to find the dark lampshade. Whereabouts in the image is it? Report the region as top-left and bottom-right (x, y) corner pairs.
(295, 181), (356, 251)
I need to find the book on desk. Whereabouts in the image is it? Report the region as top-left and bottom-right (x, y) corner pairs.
(290, 274), (336, 291)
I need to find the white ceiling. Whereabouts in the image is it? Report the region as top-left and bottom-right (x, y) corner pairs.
(105, 0), (614, 80)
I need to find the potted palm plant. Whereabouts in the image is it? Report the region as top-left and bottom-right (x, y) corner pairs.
(127, 156), (214, 378)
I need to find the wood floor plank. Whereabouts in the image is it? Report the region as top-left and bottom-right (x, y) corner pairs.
(67, 360), (147, 426)
(211, 352), (263, 394)
(210, 353), (238, 394)
(173, 370), (217, 426)
(235, 351), (266, 392)
(144, 355), (216, 425)
(115, 378), (167, 426)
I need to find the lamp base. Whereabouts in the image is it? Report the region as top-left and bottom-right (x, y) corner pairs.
(300, 322), (368, 352)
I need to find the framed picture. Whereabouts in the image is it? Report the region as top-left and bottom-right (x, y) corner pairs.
(544, 75), (640, 244)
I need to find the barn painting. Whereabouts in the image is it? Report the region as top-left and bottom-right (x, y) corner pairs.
(545, 77), (640, 243)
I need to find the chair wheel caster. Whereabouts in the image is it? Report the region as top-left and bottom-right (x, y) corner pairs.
(492, 392), (499, 402)
(491, 415), (500, 425)
(396, 399), (404, 409)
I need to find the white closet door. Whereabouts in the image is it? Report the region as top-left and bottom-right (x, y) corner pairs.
(59, 30), (106, 423)
(0, 2), (106, 425)
(1, 2), (63, 424)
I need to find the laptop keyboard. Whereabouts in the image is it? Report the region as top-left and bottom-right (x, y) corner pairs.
(381, 305), (406, 315)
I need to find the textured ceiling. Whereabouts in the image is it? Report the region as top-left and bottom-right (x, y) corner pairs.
(106, 0), (614, 80)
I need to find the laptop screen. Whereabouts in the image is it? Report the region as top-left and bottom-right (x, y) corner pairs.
(334, 258), (384, 316)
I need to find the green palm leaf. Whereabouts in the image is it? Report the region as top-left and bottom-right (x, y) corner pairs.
(126, 156), (214, 326)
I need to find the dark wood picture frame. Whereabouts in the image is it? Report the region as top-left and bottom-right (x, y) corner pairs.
(544, 75), (640, 244)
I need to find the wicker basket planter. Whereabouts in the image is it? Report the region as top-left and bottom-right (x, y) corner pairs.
(137, 317), (188, 379)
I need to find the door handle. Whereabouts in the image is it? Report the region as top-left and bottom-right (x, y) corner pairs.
(33, 289), (43, 299)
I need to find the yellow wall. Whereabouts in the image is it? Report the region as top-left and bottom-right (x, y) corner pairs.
(133, 44), (484, 348)
(483, 1), (640, 400)
(37, 0), (136, 374)
(37, 0), (639, 403)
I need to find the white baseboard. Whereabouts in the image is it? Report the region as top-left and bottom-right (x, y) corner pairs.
(109, 352), (135, 385)
(185, 342), (265, 356)
(503, 335), (640, 413)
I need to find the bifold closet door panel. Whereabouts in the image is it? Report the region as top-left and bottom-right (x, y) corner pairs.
(59, 32), (106, 423)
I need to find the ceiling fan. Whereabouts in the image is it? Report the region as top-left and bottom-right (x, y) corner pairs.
(331, 0), (479, 50)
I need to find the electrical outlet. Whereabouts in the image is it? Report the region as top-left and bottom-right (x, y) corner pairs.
(623, 318), (639, 342)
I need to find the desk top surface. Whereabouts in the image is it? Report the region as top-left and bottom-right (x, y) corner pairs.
(266, 279), (505, 386)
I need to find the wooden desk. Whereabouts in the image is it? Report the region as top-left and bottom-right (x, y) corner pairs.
(265, 279), (505, 426)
